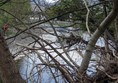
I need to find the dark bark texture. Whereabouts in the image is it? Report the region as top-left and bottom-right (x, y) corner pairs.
(0, 33), (25, 83)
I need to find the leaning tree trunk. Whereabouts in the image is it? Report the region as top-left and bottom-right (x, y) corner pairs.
(79, 0), (118, 74)
(0, 33), (25, 83)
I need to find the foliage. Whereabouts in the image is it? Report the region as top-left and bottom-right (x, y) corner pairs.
(0, 0), (31, 36)
(46, 0), (114, 32)
(46, 0), (84, 21)
(0, 0), (31, 26)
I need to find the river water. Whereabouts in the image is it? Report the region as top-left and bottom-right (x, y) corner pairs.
(7, 26), (106, 83)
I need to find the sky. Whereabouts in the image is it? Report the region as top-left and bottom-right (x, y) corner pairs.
(45, 0), (58, 3)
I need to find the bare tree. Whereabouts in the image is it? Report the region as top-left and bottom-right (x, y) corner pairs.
(1, 0), (118, 83)
(80, 0), (118, 74)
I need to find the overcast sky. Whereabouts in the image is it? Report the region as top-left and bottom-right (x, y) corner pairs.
(45, 0), (58, 3)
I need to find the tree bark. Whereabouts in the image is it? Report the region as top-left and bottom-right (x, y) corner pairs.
(79, 0), (118, 74)
(115, 14), (118, 49)
(0, 33), (25, 83)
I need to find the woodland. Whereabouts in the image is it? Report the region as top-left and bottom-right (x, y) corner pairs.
(0, 0), (118, 83)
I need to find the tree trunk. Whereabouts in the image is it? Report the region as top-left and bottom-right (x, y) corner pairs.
(0, 33), (25, 83)
(115, 14), (118, 49)
(79, 0), (118, 74)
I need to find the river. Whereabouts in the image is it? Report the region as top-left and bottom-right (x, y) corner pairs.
(7, 26), (106, 83)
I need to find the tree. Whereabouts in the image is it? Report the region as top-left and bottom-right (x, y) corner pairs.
(1, 0), (118, 83)
(46, 0), (85, 21)
(80, 0), (118, 73)
(0, 0), (30, 82)
(0, 0), (30, 25)
(0, 33), (25, 83)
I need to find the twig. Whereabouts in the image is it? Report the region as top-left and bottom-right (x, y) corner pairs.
(83, 0), (91, 35)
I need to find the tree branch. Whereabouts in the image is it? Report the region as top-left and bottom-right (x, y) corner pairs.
(79, 0), (118, 74)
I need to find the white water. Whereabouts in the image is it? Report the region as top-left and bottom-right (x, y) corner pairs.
(9, 27), (107, 83)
